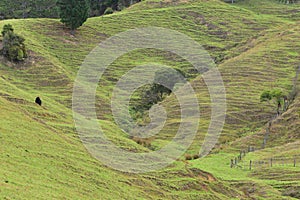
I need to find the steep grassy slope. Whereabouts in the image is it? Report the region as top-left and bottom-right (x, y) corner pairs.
(1, 0), (300, 199)
(189, 21), (300, 199)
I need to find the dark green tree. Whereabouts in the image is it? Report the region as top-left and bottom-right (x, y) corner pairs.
(152, 69), (184, 99)
(57, 0), (90, 33)
(134, 69), (184, 112)
(129, 69), (185, 121)
(90, 0), (102, 16)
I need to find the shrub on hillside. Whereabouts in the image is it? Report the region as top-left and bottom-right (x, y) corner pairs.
(104, 7), (113, 15)
(1, 24), (13, 36)
(0, 24), (27, 61)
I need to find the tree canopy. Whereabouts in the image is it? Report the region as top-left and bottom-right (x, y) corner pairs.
(260, 88), (287, 114)
(260, 89), (284, 104)
(57, 0), (90, 32)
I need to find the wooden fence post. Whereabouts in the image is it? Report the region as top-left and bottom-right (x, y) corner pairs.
(294, 158), (296, 167)
(262, 138), (266, 149)
(230, 159), (234, 168)
(270, 158), (273, 167)
(249, 160), (252, 170)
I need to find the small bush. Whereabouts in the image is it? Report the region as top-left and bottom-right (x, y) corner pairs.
(1, 24), (13, 36)
(193, 154), (199, 159)
(104, 7), (113, 15)
(1, 24), (27, 61)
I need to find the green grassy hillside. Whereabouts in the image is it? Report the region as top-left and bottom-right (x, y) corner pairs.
(1, 0), (300, 199)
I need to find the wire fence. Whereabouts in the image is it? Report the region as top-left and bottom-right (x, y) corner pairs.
(232, 154), (300, 170)
(230, 145), (300, 170)
(230, 66), (300, 170)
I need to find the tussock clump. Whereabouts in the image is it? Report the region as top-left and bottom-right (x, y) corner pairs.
(185, 154), (192, 160)
(132, 137), (152, 148)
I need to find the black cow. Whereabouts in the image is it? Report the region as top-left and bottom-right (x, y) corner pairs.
(35, 97), (42, 106)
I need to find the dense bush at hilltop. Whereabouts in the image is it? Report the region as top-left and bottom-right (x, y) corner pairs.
(0, 0), (141, 19)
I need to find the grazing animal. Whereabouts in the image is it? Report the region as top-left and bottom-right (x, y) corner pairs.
(35, 97), (42, 106)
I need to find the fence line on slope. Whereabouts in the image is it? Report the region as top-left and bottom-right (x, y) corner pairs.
(230, 66), (300, 170)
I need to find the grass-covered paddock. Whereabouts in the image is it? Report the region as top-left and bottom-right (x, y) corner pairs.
(1, 0), (300, 199)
